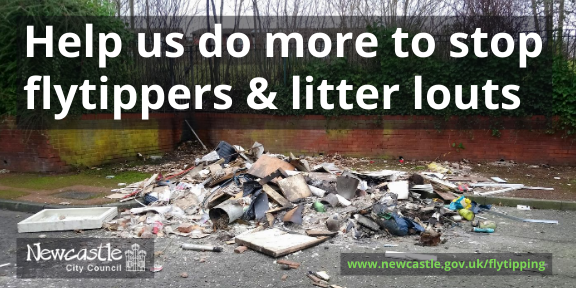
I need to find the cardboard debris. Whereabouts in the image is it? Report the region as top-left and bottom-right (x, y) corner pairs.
(235, 228), (329, 257)
(247, 155), (295, 179)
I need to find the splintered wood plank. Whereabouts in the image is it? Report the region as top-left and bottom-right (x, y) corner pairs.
(262, 184), (292, 208)
(305, 230), (338, 237)
(235, 228), (328, 258)
(434, 190), (457, 201)
(247, 155), (295, 179)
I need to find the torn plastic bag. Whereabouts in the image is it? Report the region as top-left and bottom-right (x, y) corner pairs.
(143, 194), (159, 205)
(243, 181), (262, 197)
(470, 201), (492, 214)
(377, 213), (423, 236)
(242, 190), (268, 221)
(404, 217), (425, 233)
(373, 193), (398, 216)
(215, 141), (238, 164)
(449, 196), (471, 210)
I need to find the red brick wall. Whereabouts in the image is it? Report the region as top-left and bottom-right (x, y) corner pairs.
(0, 117), (67, 172)
(0, 114), (185, 172)
(192, 113), (576, 165)
(2, 113), (575, 172)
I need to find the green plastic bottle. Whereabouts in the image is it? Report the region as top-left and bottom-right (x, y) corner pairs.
(313, 202), (326, 212)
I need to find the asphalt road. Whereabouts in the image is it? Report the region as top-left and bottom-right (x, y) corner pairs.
(1, 207), (575, 288)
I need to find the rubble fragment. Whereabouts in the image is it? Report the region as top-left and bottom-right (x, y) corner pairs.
(181, 243), (223, 252)
(277, 259), (301, 269)
(247, 155), (295, 179)
(283, 205), (304, 225)
(234, 246), (249, 254)
(278, 175), (312, 202)
(336, 172), (360, 200)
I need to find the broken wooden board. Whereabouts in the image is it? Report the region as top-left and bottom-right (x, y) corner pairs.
(262, 184), (292, 208)
(247, 155), (295, 179)
(266, 206), (292, 214)
(208, 167), (239, 187)
(258, 168), (289, 185)
(235, 228), (328, 257)
(434, 190), (457, 201)
(278, 174), (312, 202)
(305, 230), (338, 237)
(206, 191), (232, 209)
(139, 173), (158, 194)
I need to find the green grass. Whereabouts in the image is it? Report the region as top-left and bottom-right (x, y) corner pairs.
(0, 189), (29, 199)
(0, 170), (151, 190)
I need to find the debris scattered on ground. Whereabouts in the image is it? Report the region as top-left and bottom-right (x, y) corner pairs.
(234, 246), (248, 254)
(181, 243), (223, 252)
(314, 271), (330, 281)
(517, 205), (531, 210)
(277, 259), (301, 269)
(89, 140), (558, 262)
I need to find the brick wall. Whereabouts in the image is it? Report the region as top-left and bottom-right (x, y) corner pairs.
(0, 114), (185, 172)
(2, 113), (575, 172)
(192, 113), (576, 165)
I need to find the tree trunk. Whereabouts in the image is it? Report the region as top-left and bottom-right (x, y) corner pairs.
(530, 0), (540, 32)
(558, 0), (566, 53)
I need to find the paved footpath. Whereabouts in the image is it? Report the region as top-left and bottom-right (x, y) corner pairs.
(1, 207), (575, 288)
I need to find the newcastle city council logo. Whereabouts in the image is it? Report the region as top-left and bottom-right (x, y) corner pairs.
(17, 238), (154, 278)
(125, 243), (146, 272)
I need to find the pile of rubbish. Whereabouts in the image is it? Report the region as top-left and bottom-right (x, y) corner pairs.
(102, 141), (557, 256)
